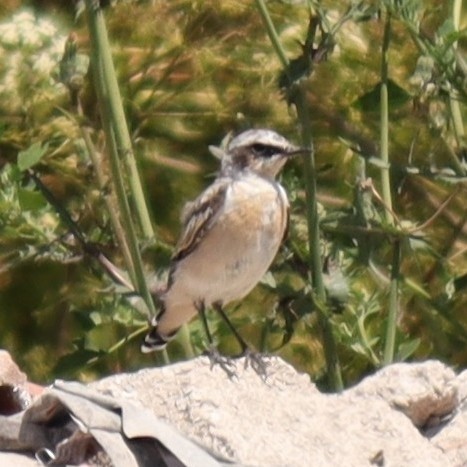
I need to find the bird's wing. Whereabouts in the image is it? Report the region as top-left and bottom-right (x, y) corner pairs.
(171, 178), (229, 262)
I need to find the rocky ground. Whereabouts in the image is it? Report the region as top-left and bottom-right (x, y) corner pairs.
(0, 350), (466, 466)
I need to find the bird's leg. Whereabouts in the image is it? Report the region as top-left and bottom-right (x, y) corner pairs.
(212, 302), (248, 354)
(212, 302), (269, 378)
(197, 300), (214, 345)
(195, 301), (236, 379)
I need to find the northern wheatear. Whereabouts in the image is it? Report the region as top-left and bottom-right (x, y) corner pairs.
(142, 129), (307, 356)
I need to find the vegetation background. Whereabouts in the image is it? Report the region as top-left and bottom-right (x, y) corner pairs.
(0, 0), (465, 391)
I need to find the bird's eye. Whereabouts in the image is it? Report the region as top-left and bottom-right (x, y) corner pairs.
(251, 144), (278, 158)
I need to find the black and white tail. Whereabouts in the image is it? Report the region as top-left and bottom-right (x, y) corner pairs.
(141, 316), (178, 353)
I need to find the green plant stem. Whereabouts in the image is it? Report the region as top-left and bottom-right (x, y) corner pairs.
(255, 0), (343, 390)
(294, 92), (324, 299)
(449, 0), (466, 159)
(80, 121), (135, 282)
(450, 98), (465, 148)
(177, 324), (195, 359)
(85, 1), (154, 240)
(86, 324), (148, 366)
(85, 1), (156, 320)
(254, 0), (290, 71)
(295, 86), (343, 391)
(383, 239), (401, 365)
(392, 7), (466, 176)
(380, 11), (394, 225)
(380, 10), (400, 365)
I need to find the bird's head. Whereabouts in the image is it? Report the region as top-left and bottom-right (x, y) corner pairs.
(217, 129), (308, 179)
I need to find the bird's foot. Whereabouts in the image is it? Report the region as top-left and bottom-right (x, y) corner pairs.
(203, 346), (269, 380)
(240, 348), (269, 380)
(204, 347), (238, 379)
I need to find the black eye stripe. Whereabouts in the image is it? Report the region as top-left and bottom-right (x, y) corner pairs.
(250, 143), (279, 158)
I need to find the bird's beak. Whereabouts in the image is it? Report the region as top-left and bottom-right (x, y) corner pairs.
(286, 147), (310, 157)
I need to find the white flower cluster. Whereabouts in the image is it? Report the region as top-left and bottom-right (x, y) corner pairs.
(0, 10), (67, 112)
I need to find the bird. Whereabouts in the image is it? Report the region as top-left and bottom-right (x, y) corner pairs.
(141, 128), (307, 363)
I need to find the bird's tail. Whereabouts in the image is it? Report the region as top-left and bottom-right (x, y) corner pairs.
(141, 316), (178, 353)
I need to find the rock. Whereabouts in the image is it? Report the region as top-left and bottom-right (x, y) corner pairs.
(345, 360), (458, 427)
(430, 368), (467, 466)
(0, 350), (31, 415)
(0, 350), (27, 387)
(2, 352), (467, 466)
(90, 357), (455, 466)
(0, 451), (38, 467)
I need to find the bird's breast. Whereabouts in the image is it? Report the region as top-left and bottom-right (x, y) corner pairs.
(166, 175), (289, 307)
(222, 176), (288, 248)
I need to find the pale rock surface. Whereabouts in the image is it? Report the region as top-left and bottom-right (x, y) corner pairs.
(0, 351), (34, 465)
(345, 360), (458, 427)
(1, 352), (467, 466)
(429, 368), (467, 466)
(0, 349), (31, 420)
(0, 350), (27, 387)
(90, 357), (459, 467)
(0, 451), (37, 467)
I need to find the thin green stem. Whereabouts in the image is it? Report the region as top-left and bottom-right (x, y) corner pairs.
(254, 0), (290, 70)
(449, 0), (466, 170)
(383, 239), (401, 365)
(177, 323), (195, 359)
(294, 91), (324, 299)
(255, 1), (343, 390)
(450, 98), (465, 147)
(80, 115), (135, 282)
(85, 1), (156, 319)
(295, 86), (343, 391)
(86, 324), (148, 367)
(393, 5), (466, 176)
(380, 9), (400, 365)
(86, 1), (154, 240)
(452, 0), (462, 33)
(380, 11), (394, 225)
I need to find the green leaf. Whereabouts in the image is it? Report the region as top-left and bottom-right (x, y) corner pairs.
(396, 338), (421, 361)
(323, 268), (349, 304)
(54, 345), (103, 376)
(409, 55), (435, 88)
(352, 79), (411, 111)
(260, 271), (277, 289)
(17, 142), (49, 171)
(17, 188), (47, 211)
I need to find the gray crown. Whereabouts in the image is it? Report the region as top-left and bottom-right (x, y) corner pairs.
(228, 129), (297, 153)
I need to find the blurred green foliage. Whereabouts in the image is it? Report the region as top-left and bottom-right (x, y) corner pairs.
(0, 0), (466, 388)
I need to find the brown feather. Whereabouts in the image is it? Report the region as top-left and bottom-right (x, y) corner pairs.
(171, 179), (228, 262)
